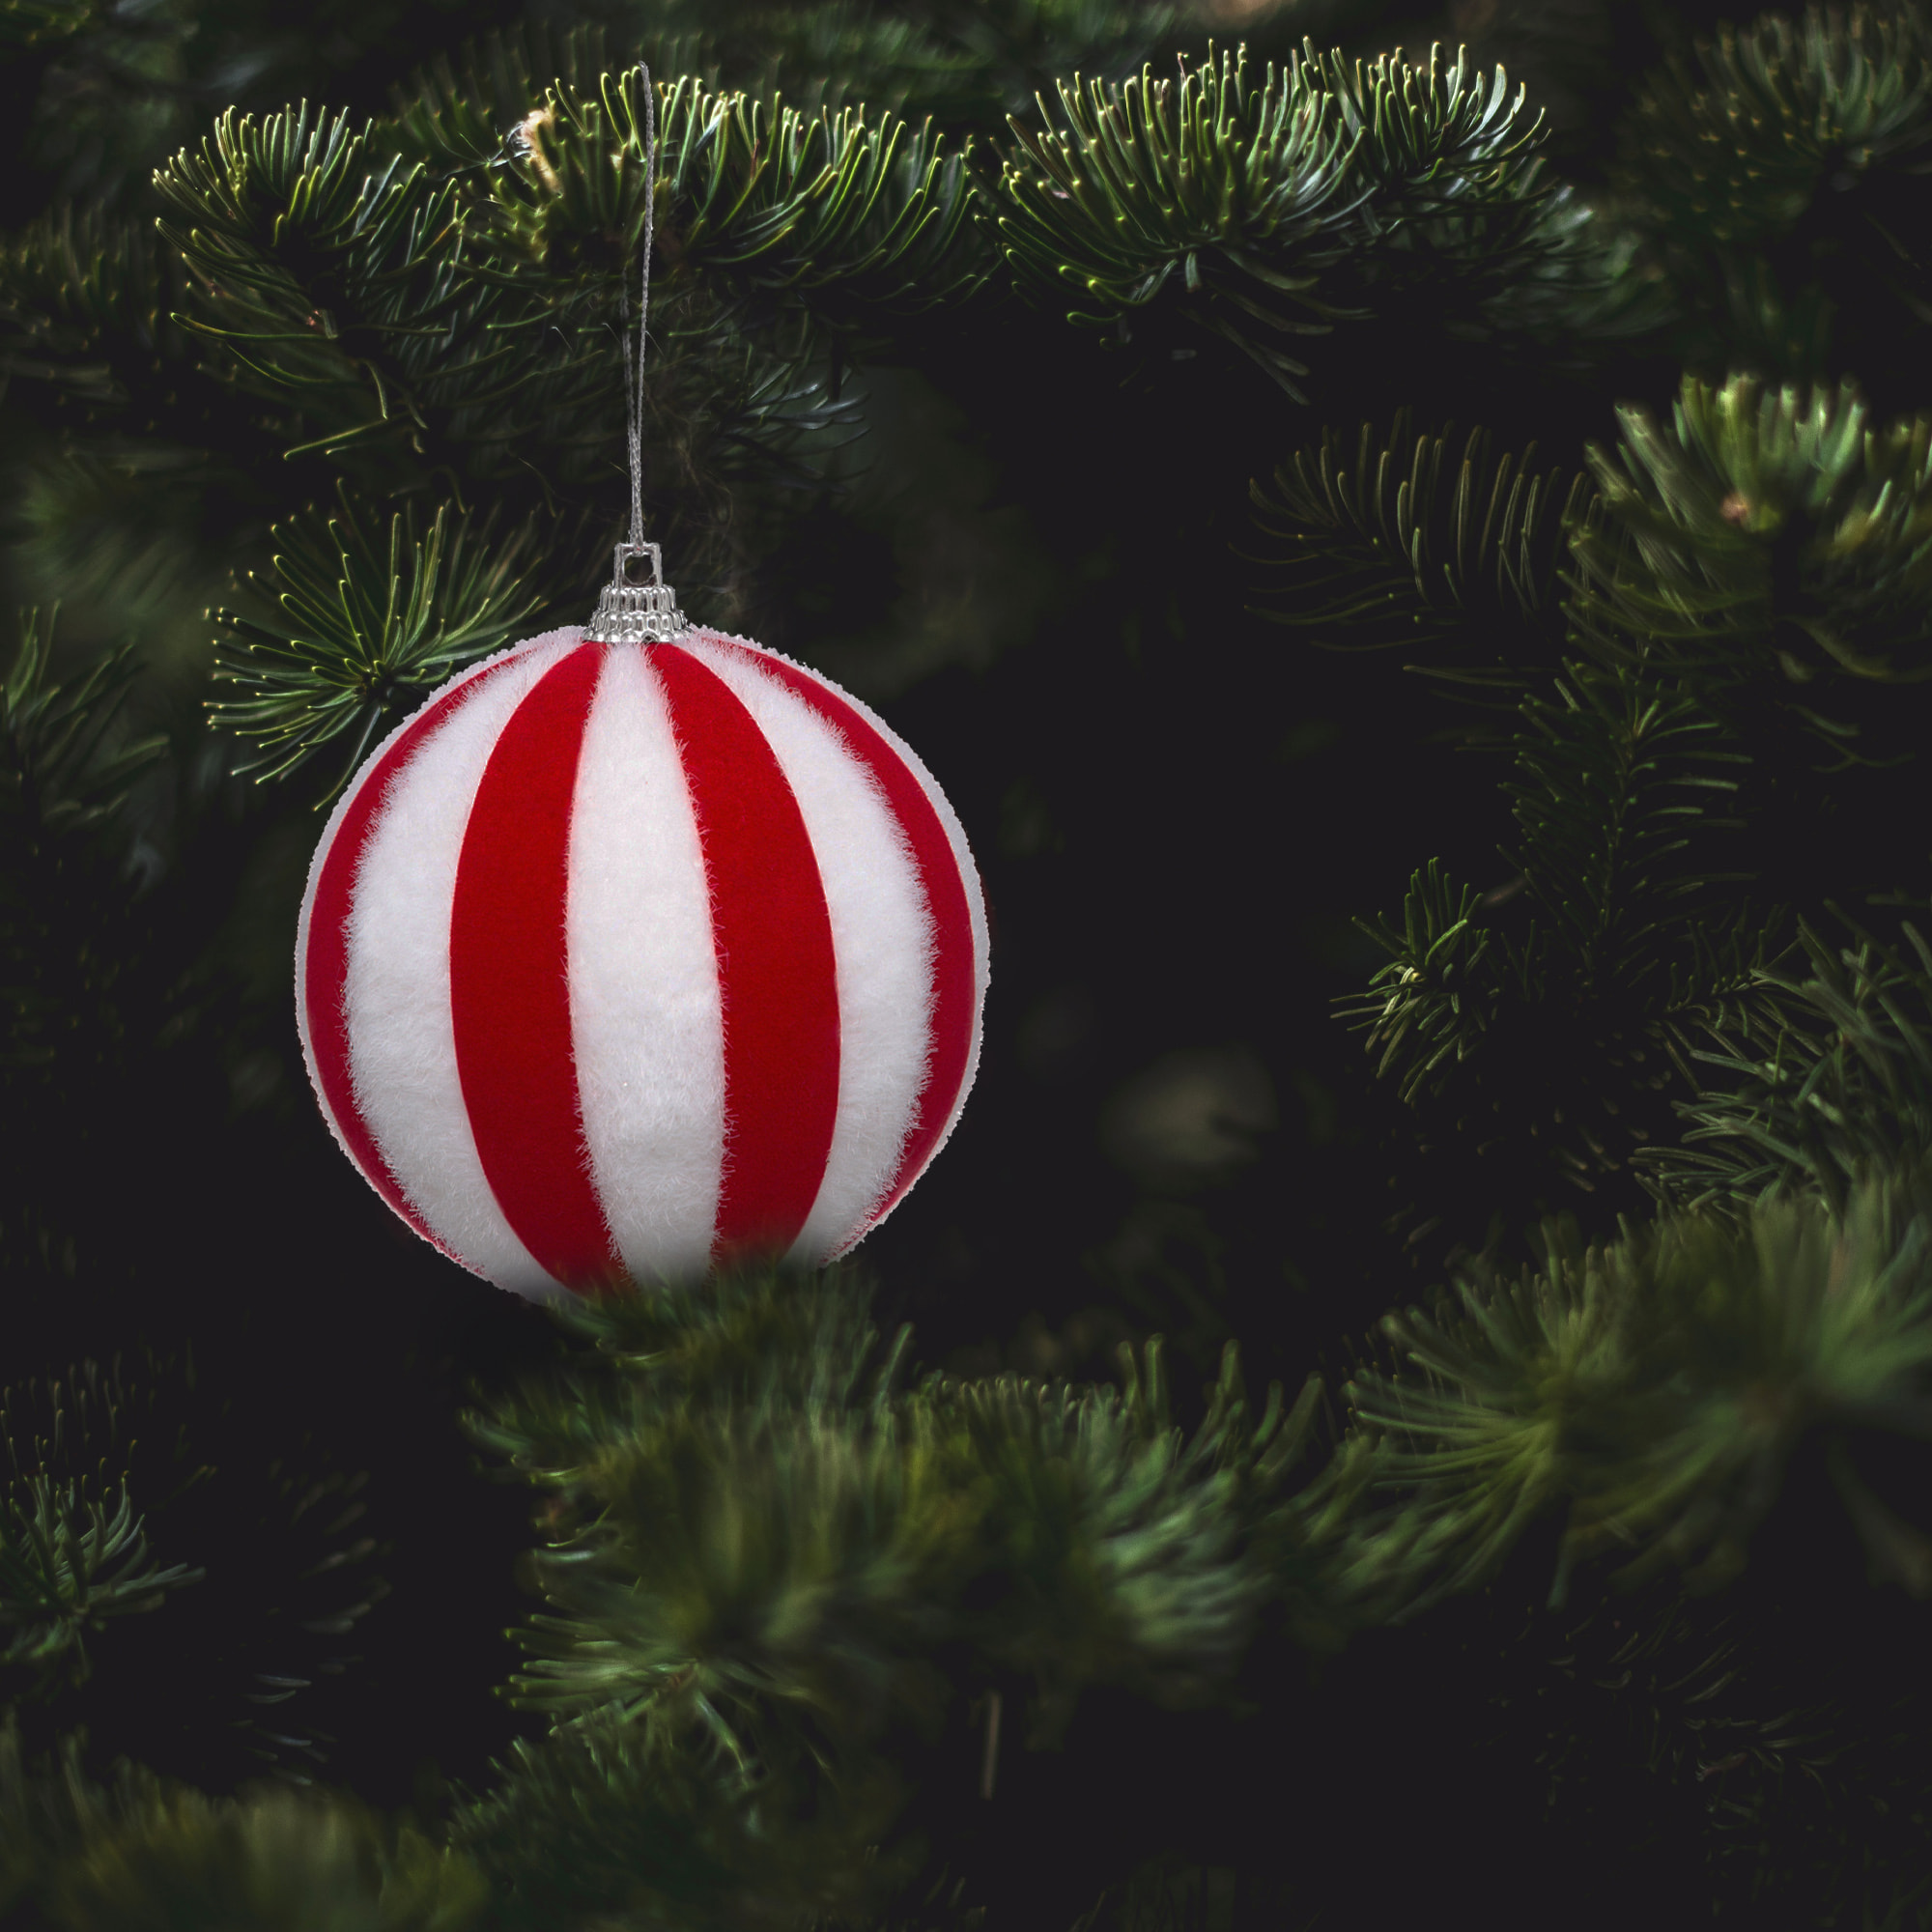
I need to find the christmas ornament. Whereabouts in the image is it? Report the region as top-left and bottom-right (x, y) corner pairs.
(293, 70), (988, 1298)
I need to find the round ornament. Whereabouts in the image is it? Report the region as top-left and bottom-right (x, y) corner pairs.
(295, 550), (989, 1299)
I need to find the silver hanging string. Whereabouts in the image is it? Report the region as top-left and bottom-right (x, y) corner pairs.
(618, 60), (655, 553)
(584, 60), (690, 643)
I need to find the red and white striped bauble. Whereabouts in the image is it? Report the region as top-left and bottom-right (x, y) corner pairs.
(296, 624), (989, 1300)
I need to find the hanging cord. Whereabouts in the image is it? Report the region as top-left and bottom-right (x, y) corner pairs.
(618, 62), (657, 561)
(582, 64), (685, 639)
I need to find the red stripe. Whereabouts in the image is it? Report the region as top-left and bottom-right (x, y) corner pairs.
(653, 642), (840, 1262)
(449, 643), (621, 1292)
(302, 659), (522, 1267)
(706, 637), (979, 1232)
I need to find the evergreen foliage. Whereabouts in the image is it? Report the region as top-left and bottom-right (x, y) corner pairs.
(1312, 1168), (1932, 1619)
(0, 1719), (489, 1932)
(0, 1349), (391, 1796)
(449, 1267), (1325, 1925)
(6, 0), (1932, 1924)
(1650, 909), (1932, 1214)
(1602, 2), (1932, 413)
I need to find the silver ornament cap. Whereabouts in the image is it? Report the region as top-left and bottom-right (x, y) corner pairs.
(583, 541), (691, 643)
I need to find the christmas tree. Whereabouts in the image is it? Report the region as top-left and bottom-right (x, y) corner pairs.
(4, 0), (1932, 1923)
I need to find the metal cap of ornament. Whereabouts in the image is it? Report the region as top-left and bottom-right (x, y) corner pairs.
(584, 541), (690, 642)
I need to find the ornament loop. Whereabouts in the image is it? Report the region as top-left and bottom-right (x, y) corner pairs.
(585, 541), (690, 642)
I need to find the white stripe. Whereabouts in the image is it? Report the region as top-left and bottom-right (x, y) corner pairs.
(344, 630), (583, 1298)
(693, 631), (990, 1259)
(296, 638), (548, 1248)
(567, 643), (726, 1283)
(682, 635), (936, 1264)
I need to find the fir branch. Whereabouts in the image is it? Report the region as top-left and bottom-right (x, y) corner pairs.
(476, 1302), (1317, 1748)
(1342, 857), (1501, 1109)
(1296, 34), (1551, 214)
(0, 1476), (201, 1702)
(0, 608), (165, 855)
(1287, 34), (1609, 343)
(447, 69), (986, 478)
(0, 608), (167, 1121)
(0, 0), (97, 54)
(154, 79), (881, 612)
(423, 69), (987, 334)
(42, 1777), (488, 1931)
(153, 102), (496, 489)
(919, 1340), (1321, 1743)
(929, 0), (1189, 124)
(497, 1400), (969, 1747)
(459, 1271), (1324, 1926)
(728, 6), (986, 126)
(1644, 909), (1932, 1217)
(460, 1264), (908, 1487)
(1247, 410), (1599, 729)
(384, 25), (716, 174)
(1513, 1581), (1843, 1858)
(0, 205), (185, 415)
(1499, 659), (1754, 990)
(1342, 652), (1792, 1196)
(449, 1697), (911, 1932)
(206, 483), (553, 796)
(995, 43), (1374, 397)
(604, 71), (987, 318)
(1562, 370), (1932, 731)
(0, 1350), (391, 1794)
(464, 1266), (964, 1762)
(0, 206), (308, 585)
(996, 36), (1605, 393)
(1604, 2), (1932, 372)
(1307, 1170), (1932, 1622)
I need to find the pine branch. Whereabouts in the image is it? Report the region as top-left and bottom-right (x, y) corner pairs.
(1603, 2), (1932, 384)
(450, 1696), (910, 1932)
(0, 608), (165, 856)
(1499, 659), (1755, 991)
(1563, 371), (1932, 749)
(1644, 908), (1932, 1216)
(0, 0), (97, 54)
(1302, 1169), (1932, 1623)
(0, 608), (168, 1147)
(0, 1472), (201, 1702)
(1247, 409), (1600, 734)
(39, 1774), (487, 1931)
(1340, 655), (1789, 1197)
(384, 25), (717, 173)
(149, 73), (947, 626)
(152, 102), (500, 490)
(206, 482), (554, 797)
(996, 36), (1607, 395)
(995, 43), (1375, 397)
(1334, 361), (1932, 1232)
(593, 71), (985, 321)
(455, 1268), (1325, 1927)
(1290, 33), (1609, 343)
(0, 1350), (392, 1795)
(1, 207), (184, 417)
